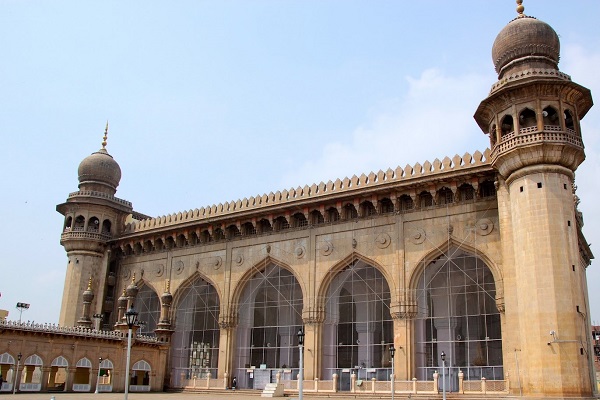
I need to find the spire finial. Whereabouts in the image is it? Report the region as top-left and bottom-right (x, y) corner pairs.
(516, 0), (525, 17)
(87, 276), (93, 290)
(102, 121), (109, 149)
(131, 272), (136, 285)
(166, 279), (171, 293)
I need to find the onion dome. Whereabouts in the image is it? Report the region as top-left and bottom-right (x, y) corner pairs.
(161, 280), (173, 306)
(82, 277), (94, 302)
(77, 122), (122, 194)
(491, 0), (560, 78)
(126, 273), (139, 298)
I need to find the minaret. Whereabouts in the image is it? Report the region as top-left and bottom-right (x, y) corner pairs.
(57, 124), (133, 327)
(474, 1), (594, 397)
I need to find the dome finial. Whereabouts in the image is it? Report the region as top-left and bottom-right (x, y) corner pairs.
(102, 121), (109, 149)
(87, 276), (93, 290)
(516, 0), (525, 17)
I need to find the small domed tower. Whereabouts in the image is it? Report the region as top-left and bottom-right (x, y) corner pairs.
(474, 1), (594, 397)
(56, 124), (133, 327)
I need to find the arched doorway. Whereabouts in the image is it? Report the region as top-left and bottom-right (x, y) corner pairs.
(73, 357), (92, 392)
(414, 247), (503, 390)
(234, 263), (303, 389)
(171, 275), (220, 387)
(321, 258), (392, 390)
(48, 355), (68, 392)
(21, 354), (43, 392)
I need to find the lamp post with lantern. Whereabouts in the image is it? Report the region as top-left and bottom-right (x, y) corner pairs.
(297, 329), (305, 400)
(124, 306), (138, 400)
(389, 345), (396, 400)
(440, 351), (447, 400)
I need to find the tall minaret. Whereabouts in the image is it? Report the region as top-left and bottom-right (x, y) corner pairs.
(474, 1), (594, 397)
(56, 124), (132, 327)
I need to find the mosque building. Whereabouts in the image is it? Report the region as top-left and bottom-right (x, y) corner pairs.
(0, 1), (596, 397)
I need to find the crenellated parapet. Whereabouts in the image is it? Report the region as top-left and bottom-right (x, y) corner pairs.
(123, 150), (492, 235)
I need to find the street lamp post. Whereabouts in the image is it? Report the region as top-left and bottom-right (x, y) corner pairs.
(12, 352), (21, 394)
(124, 306), (138, 400)
(95, 357), (103, 394)
(16, 303), (30, 323)
(440, 351), (446, 400)
(297, 328), (305, 400)
(389, 345), (396, 400)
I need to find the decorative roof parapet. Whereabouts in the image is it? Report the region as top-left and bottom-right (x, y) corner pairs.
(124, 149), (491, 234)
(0, 319), (159, 343)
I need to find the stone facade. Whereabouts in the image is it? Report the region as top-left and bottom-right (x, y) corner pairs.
(19, 2), (594, 398)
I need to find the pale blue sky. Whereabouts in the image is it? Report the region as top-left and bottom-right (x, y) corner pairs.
(1, 1), (599, 324)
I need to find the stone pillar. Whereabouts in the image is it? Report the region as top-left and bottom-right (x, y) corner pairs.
(41, 366), (51, 391)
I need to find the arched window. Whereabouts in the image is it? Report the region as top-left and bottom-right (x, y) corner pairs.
(273, 216), (290, 231)
(200, 230), (211, 243)
(171, 276), (220, 387)
(48, 356), (66, 392)
(399, 195), (414, 212)
(360, 201), (376, 217)
(437, 187), (454, 205)
(98, 359), (114, 390)
(322, 260), (392, 384)
(226, 225), (241, 238)
(241, 222), (256, 236)
(419, 191), (434, 208)
(326, 207), (340, 223)
(479, 180), (496, 198)
(414, 247), (503, 382)
(176, 234), (187, 247)
(64, 216), (73, 231)
(73, 358), (92, 391)
(22, 354), (43, 391)
(310, 210), (325, 225)
(564, 110), (575, 133)
(379, 198), (394, 214)
(257, 219), (272, 234)
(154, 238), (165, 251)
(234, 264), (303, 389)
(136, 284), (161, 337)
(458, 184), (475, 202)
(291, 213), (308, 228)
(74, 216), (85, 231)
(133, 242), (143, 255)
(500, 115), (514, 138)
(130, 360), (151, 388)
(165, 236), (175, 249)
(101, 220), (111, 236)
(519, 108), (536, 130)
(542, 106), (559, 127)
(189, 232), (199, 246)
(343, 204), (358, 220)
(87, 217), (100, 232)
(213, 228), (225, 241)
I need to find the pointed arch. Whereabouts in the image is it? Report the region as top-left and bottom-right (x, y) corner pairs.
(171, 271), (222, 311)
(136, 281), (161, 336)
(409, 238), (504, 382)
(318, 251), (393, 381)
(170, 271), (221, 387)
(407, 237), (503, 294)
(231, 256), (304, 388)
(316, 251), (394, 302)
(230, 255), (303, 308)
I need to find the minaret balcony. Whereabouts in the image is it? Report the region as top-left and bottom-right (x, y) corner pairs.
(491, 126), (585, 180)
(61, 229), (112, 242)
